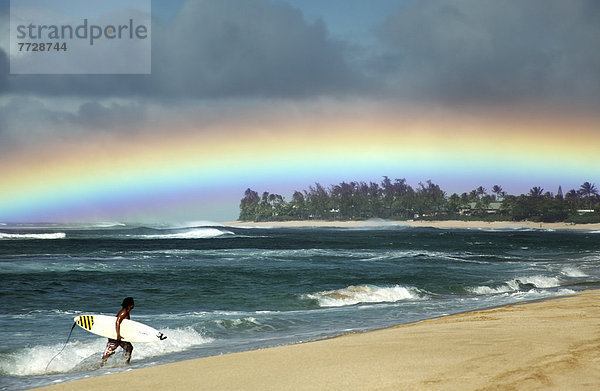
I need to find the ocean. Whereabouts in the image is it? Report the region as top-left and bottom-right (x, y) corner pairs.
(1, 223), (599, 390)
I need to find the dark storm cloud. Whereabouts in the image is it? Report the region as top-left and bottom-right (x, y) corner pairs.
(4, 0), (597, 105)
(151, 0), (359, 97)
(1, 0), (360, 99)
(0, 97), (147, 150)
(375, 0), (600, 105)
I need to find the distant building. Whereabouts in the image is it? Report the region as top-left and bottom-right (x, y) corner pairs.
(577, 209), (595, 215)
(461, 202), (503, 216)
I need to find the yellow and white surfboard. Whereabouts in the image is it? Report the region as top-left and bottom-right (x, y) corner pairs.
(74, 315), (166, 343)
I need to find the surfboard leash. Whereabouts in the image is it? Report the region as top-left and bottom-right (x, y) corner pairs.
(45, 322), (77, 374)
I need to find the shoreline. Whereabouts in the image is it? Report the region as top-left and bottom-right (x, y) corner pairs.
(39, 290), (600, 391)
(222, 219), (600, 231)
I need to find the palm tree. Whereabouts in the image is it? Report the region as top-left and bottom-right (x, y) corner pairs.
(579, 182), (599, 198)
(492, 185), (505, 201)
(469, 189), (478, 202)
(529, 187), (544, 197)
(579, 182), (599, 209)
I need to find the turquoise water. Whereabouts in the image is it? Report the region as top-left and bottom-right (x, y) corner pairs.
(1, 223), (599, 390)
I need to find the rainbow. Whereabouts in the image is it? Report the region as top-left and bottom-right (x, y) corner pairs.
(1, 108), (598, 222)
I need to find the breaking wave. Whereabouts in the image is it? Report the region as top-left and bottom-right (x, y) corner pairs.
(561, 266), (588, 278)
(88, 222), (127, 228)
(135, 228), (234, 239)
(470, 275), (562, 295)
(0, 232), (66, 240)
(167, 221), (224, 229)
(0, 327), (211, 377)
(306, 284), (426, 307)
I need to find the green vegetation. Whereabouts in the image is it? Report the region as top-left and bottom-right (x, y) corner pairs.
(239, 178), (600, 224)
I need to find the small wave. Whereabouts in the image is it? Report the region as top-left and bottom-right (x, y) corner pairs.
(167, 221), (224, 229)
(470, 275), (561, 295)
(0, 327), (211, 377)
(344, 219), (411, 230)
(305, 284), (426, 307)
(136, 228), (234, 239)
(561, 266), (588, 278)
(0, 232), (66, 240)
(28, 309), (84, 316)
(503, 288), (576, 302)
(518, 275), (561, 288)
(470, 285), (512, 295)
(579, 254), (600, 263)
(89, 222), (127, 228)
(210, 317), (271, 333)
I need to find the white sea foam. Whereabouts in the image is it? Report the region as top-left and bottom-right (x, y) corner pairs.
(0, 327), (211, 377)
(0, 232), (66, 239)
(561, 266), (588, 278)
(306, 284), (425, 307)
(133, 327), (213, 358)
(0, 340), (103, 377)
(137, 228), (234, 239)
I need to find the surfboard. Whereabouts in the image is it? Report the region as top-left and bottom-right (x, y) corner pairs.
(74, 315), (167, 343)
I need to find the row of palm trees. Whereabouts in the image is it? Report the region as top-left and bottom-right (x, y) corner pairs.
(239, 179), (599, 223)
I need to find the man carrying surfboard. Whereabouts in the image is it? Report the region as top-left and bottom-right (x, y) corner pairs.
(101, 297), (135, 366)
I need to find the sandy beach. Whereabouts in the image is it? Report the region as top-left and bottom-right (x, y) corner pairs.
(223, 219), (600, 231)
(39, 290), (600, 391)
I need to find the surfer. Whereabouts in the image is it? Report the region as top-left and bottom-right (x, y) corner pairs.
(101, 297), (135, 366)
